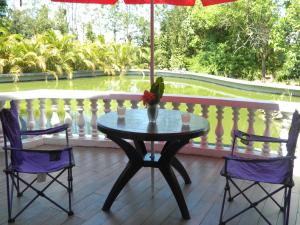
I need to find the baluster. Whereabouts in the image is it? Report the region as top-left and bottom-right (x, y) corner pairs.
(0, 100), (5, 145)
(186, 103), (195, 113)
(39, 98), (47, 130)
(231, 107), (240, 152)
(131, 100), (138, 109)
(246, 109), (256, 152)
(172, 102), (180, 110)
(159, 101), (166, 109)
(262, 109), (272, 154)
(64, 99), (73, 137)
(103, 99), (111, 113)
(116, 100), (124, 107)
(215, 106), (224, 150)
(77, 99), (85, 138)
(278, 111), (292, 155)
(14, 100), (21, 127)
(50, 99), (60, 126)
(26, 99), (35, 130)
(201, 104), (209, 149)
(90, 98), (98, 139)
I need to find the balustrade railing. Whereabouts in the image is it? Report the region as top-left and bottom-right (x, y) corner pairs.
(0, 90), (298, 157)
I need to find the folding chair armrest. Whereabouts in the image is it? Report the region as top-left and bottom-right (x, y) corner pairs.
(2, 146), (72, 153)
(223, 155), (294, 163)
(21, 124), (68, 136)
(234, 130), (288, 145)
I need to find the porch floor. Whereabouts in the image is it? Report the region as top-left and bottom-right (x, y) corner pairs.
(0, 146), (299, 225)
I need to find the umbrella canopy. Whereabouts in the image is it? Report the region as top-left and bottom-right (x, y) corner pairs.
(52, 0), (235, 5)
(51, 0), (236, 84)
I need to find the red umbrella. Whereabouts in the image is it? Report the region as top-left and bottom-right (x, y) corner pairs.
(51, 0), (236, 84)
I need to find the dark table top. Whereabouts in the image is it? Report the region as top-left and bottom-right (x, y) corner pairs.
(97, 109), (210, 141)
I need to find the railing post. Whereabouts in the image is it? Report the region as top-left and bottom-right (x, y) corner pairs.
(159, 101), (166, 109)
(201, 104), (209, 149)
(39, 98), (47, 130)
(64, 99), (73, 137)
(14, 100), (21, 128)
(279, 111), (292, 155)
(231, 107), (240, 151)
(0, 100), (5, 145)
(172, 102), (180, 110)
(131, 100), (138, 109)
(215, 106), (224, 150)
(262, 109), (272, 154)
(117, 100), (125, 108)
(90, 98), (99, 139)
(77, 99), (85, 139)
(103, 99), (111, 113)
(26, 99), (35, 130)
(246, 109), (256, 152)
(51, 99), (60, 137)
(50, 99), (60, 126)
(186, 103), (194, 113)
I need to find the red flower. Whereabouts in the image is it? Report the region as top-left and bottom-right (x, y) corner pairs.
(141, 90), (156, 105)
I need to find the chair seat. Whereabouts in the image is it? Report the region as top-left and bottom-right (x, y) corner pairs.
(9, 150), (74, 174)
(221, 155), (292, 184)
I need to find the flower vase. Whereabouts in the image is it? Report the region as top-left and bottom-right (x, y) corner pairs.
(147, 104), (159, 123)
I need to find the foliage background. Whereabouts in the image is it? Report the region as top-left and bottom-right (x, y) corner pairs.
(0, 0), (299, 84)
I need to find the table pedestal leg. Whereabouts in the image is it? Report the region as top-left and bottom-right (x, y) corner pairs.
(159, 165), (190, 220)
(171, 157), (191, 184)
(102, 162), (141, 211)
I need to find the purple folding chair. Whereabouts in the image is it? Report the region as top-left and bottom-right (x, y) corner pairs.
(219, 110), (300, 225)
(0, 101), (75, 223)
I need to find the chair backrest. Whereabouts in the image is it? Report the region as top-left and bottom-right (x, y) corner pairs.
(286, 110), (300, 157)
(0, 101), (24, 164)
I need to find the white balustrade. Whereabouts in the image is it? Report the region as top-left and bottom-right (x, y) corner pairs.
(279, 111), (293, 155)
(0, 90), (296, 158)
(172, 102), (180, 110)
(14, 100), (21, 128)
(186, 103), (194, 113)
(90, 98), (98, 139)
(159, 101), (166, 109)
(39, 99), (47, 130)
(215, 106), (224, 150)
(26, 99), (35, 130)
(200, 104), (209, 149)
(246, 109), (256, 152)
(131, 100), (138, 109)
(231, 107), (240, 151)
(116, 100), (124, 107)
(50, 99), (60, 137)
(262, 109), (272, 154)
(103, 99), (111, 113)
(0, 100), (5, 145)
(77, 99), (85, 139)
(64, 99), (73, 137)
(50, 99), (60, 126)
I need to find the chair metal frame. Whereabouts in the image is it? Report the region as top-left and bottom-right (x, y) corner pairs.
(219, 111), (300, 225)
(1, 109), (74, 223)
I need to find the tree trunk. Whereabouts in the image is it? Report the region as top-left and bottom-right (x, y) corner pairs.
(261, 50), (267, 79)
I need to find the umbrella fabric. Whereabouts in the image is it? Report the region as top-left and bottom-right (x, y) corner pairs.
(52, 0), (117, 3)
(52, 0), (236, 6)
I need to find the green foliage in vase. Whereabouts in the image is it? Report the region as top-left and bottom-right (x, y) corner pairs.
(150, 77), (165, 104)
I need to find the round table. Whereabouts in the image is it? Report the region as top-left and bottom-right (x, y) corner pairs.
(97, 109), (210, 220)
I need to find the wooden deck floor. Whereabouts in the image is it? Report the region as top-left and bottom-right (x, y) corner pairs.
(0, 146), (299, 225)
